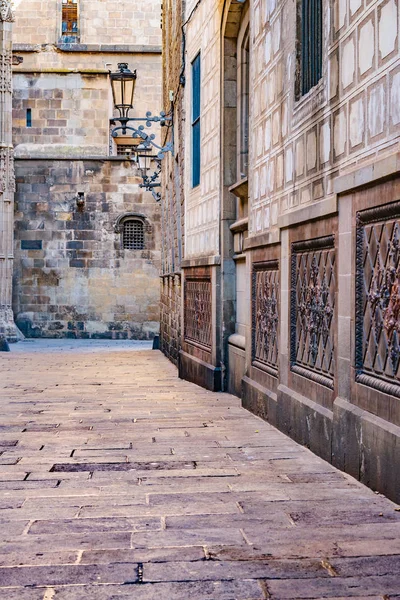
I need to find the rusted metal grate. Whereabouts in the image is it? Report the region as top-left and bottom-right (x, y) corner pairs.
(184, 278), (212, 349)
(356, 201), (400, 398)
(252, 261), (279, 375)
(62, 0), (78, 38)
(291, 236), (336, 389)
(123, 220), (144, 250)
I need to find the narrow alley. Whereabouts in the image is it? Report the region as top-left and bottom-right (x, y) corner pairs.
(0, 343), (399, 599)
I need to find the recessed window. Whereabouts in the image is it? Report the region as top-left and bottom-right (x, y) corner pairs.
(123, 219), (145, 250)
(298, 0), (323, 97)
(26, 108), (32, 128)
(191, 53), (201, 188)
(238, 25), (250, 179)
(62, 0), (79, 41)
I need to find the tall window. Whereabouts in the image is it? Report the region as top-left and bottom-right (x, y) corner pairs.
(191, 53), (201, 188)
(299, 0), (323, 96)
(62, 0), (78, 41)
(123, 219), (145, 250)
(238, 25), (250, 180)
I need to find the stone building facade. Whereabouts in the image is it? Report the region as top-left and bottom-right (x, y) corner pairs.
(160, 0), (185, 365)
(12, 0), (163, 339)
(161, 0), (400, 502)
(0, 0), (18, 342)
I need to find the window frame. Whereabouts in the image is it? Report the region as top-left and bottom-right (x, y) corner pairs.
(297, 0), (323, 98)
(191, 52), (201, 189)
(61, 0), (79, 43)
(122, 218), (145, 251)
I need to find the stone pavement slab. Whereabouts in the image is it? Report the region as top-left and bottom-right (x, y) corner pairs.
(0, 343), (399, 599)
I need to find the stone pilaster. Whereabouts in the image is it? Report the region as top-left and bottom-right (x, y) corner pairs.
(0, 0), (18, 342)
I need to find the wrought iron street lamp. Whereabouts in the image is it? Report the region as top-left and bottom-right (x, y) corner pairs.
(110, 63), (173, 200)
(110, 63), (137, 133)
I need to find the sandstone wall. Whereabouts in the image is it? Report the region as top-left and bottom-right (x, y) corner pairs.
(13, 159), (161, 339)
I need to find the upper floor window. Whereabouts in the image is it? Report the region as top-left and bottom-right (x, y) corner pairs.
(123, 219), (145, 250)
(191, 53), (201, 188)
(62, 0), (79, 42)
(238, 24), (250, 180)
(299, 0), (322, 96)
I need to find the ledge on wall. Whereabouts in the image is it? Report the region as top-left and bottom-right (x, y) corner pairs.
(334, 150), (400, 195)
(277, 195), (337, 229)
(14, 144), (111, 160)
(12, 43), (162, 54)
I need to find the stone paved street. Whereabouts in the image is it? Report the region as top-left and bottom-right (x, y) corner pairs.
(0, 343), (400, 599)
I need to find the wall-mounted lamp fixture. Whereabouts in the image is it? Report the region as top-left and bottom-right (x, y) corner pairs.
(109, 63), (173, 201)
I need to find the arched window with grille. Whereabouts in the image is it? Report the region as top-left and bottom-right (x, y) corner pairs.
(122, 219), (145, 250)
(62, 0), (79, 42)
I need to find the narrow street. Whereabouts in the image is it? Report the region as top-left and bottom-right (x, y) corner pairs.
(0, 343), (399, 600)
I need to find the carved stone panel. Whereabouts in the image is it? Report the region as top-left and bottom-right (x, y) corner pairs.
(184, 278), (212, 350)
(252, 260), (279, 376)
(290, 235), (336, 389)
(356, 200), (400, 398)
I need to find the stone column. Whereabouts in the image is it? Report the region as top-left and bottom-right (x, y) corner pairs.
(0, 0), (17, 342)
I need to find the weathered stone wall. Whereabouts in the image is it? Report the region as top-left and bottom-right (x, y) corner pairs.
(13, 158), (161, 339)
(12, 0), (162, 48)
(12, 0), (163, 340)
(159, 0), (185, 365)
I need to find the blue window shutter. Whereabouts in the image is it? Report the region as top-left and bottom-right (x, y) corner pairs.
(192, 53), (201, 188)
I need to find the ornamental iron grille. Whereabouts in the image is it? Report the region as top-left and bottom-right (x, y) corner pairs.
(123, 220), (144, 250)
(252, 261), (279, 376)
(184, 278), (212, 349)
(290, 236), (335, 389)
(355, 201), (400, 398)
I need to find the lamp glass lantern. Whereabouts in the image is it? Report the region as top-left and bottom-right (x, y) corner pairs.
(110, 63), (137, 120)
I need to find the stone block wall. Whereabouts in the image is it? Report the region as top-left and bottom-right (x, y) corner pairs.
(13, 73), (110, 153)
(249, 0), (400, 236)
(13, 158), (161, 339)
(159, 0), (185, 364)
(12, 0), (162, 48)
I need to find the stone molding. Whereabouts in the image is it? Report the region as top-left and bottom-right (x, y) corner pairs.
(181, 256), (221, 268)
(13, 43), (162, 54)
(334, 151), (400, 196)
(278, 195), (338, 230)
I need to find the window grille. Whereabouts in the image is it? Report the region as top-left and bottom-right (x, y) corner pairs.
(290, 235), (336, 389)
(123, 220), (145, 250)
(355, 201), (400, 398)
(300, 0), (323, 96)
(184, 278), (212, 349)
(252, 261), (279, 376)
(191, 53), (201, 188)
(117, 145), (136, 156)
(62, 0), (78, 40)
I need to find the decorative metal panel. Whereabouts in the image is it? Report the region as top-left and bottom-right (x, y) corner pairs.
(291, 236), (335, 389)
(252, 260), (279, 376)
(356, 201), (400, 398)
(184, 278), (212, 349)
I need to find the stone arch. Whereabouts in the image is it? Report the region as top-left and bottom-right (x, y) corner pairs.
(114, 213), (152, 235)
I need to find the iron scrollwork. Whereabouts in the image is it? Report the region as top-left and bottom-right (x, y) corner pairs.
(252, 260), (279, 376)
(290, 235), (336, 389)
(355, 200), (400, 398)
(184, 278), (212, 350)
